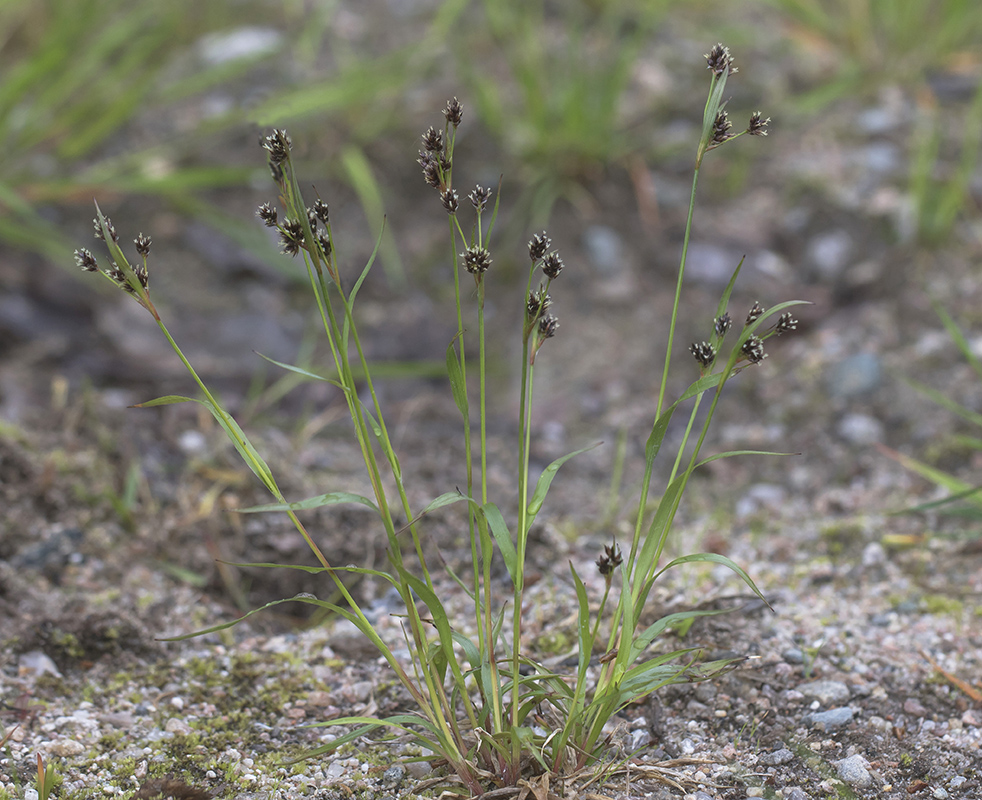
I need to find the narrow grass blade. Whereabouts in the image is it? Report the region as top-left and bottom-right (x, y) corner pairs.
(237, 492), (379, 513)
(654, 552), (771, 610)
(134, 394), (276, 492)
(525, 442), (600, 529)
(480, 502), (517, 584)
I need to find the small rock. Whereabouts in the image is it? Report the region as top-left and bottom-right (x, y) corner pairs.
(784, 789), (811, 800)
(405, 760), (432, 780)
(834, 754), (872, 788)
(797, 680), (850, 705)
(343, 680), (374, 703)
(759, 748), (794, 766)
(325, 761), (346, 781)
(19, 650), (62, 679)
(782, 648), (805, 665)
(630, 729), (652, 751)
(307, 690), (332, 707)
(381, 765), (405, 789)
(828, 352), (883, 399)
(583, 225), (627, 275)
(685, 242), (741, 285)
(903, 698), (928, 716)
(960, 709), (979, 726)
(837, 412), (883, 445)
(48, 739), (85, 757)
(861, 542), (886, 567)
(198, 27), (283, 66)
(807, 229), (853, 281)
(164, 717), (192, 736)
(804, 707), (854, 730)
(735, 483), (787, 518)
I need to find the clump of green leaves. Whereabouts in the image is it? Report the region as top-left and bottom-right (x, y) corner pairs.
(78, 45), (805, 796)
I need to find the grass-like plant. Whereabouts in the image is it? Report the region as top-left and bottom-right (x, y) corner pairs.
(0, 0), (284, 267)
(76, 45), (805, 796)
(458, 0), (668, 224)
(879, 300), (982, 543)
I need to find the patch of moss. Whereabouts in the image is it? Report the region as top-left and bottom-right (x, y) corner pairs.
(921, 594), (963, 616)
(533, 629), (571, 656)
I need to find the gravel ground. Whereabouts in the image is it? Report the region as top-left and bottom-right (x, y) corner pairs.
(2, 8), (982, 800)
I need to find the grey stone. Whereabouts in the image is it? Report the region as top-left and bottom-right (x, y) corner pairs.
(381, 765), (405, 789)
(797, 680), (850, 705)
(807, 229), (853, 280)
(685, 242), (741, 285)
(834, 754), (872, 788)
(828, 352), (883, 399)
(804, 706), (854, 730)
(760, 747), (794, 766)
(784, 788), (813, 800)
(837, 412), (884, 444)
(583, 225), (627, 275)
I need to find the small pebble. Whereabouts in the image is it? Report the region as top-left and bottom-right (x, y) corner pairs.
(828, 352), (883, 399)
(381, 765), (405, 789)
(834, 754), (872, 788)
(759, 747), (794, 766)
(164, 717), (192, 736)
(804, 707), (854, 730)
(48, 739), (85, 757)
(837, 412), (883, 444)
(807, 229), (853, 280)
(903, 698), (928, 716)
(797, 680), (850, 705)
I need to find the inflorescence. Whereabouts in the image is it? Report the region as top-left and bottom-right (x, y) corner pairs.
(703, 45), (770, 150)
(689, 304), (799, 372)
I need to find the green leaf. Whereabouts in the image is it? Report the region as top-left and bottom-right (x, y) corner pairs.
(480, 502), (517, 585)
(694, 449), (798, 469)
(628, 608), (734, 663)
(237, 491), (378, 513)
(133, 393), (278, 494)
(289, 714), (440, 761)
(654, 552), (772, 611)
(131, 394), (197, 407)
(420, 490), (468, 515)
(570, 563), (593, 682)
(526, 442), (601, 530)
(157, 593), (351, 641)
(644, 373), (723, 470)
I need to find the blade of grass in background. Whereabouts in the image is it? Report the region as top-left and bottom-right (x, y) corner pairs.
(0, 0), (282, 268)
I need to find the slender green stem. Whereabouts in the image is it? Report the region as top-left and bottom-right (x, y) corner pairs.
(654, 166), (700, 421)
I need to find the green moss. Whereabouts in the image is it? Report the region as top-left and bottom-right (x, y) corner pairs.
(922, 594), (963, 616)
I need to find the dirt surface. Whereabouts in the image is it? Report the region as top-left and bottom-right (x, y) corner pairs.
(1, 11), (981, 800)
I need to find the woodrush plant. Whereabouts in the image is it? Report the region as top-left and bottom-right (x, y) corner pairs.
(76, 45), (805, 796)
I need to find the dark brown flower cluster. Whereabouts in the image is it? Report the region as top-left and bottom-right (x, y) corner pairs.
(75, 213), (151, 298)
(689, 300), (800, 373)
(254, 136), (333, 264)
(417, 98), (462, 200)
(524, 230), (567, 350)
(596, 541), (622, 589)
(705, 43), (737, 77)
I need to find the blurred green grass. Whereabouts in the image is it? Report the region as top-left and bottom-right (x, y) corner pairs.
(3, 0), (979, 276)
